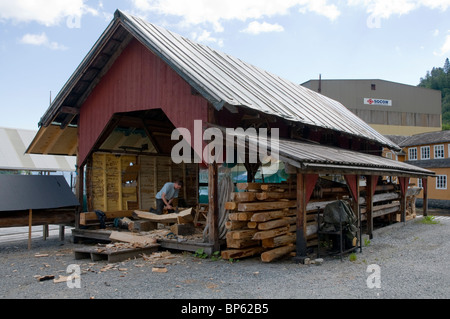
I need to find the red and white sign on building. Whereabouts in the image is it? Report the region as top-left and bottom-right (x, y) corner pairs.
(364, 98), (392, 106)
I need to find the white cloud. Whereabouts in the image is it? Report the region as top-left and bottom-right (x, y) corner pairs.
(348, 0), (450, 19)
(299, 0), (341, 21)
(434, 34), (450, 56)
(241, 21), (284, 35)
(0, 0), (97, 26)
(20, 32), (67, 50)
(131, 0), (341, 30)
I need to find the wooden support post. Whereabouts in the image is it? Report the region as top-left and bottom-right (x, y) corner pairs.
(292, 173), (318, 264)
(28, 209), (32, 250)
(399, 177), (408, 224)
(366, 175), (374, 239)
(208, 162), (220, 252)
(43, 224), (49, 240)
(102, 155), (107, 211)
(294, 173), (307, 263)
(422, 177), (428, 217)
(59, 225), (65, 241)
(118, 157), (123, 211)
(353, 175), (362, 249)
(76, 164), (84, 229)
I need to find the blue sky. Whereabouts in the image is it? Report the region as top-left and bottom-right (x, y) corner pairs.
(1, 0), (450, 130)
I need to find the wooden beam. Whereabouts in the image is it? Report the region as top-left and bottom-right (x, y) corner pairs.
(399, 177), (409, 223)
(208, 163), (219, 251)
(102, 155), (107, 211)
(250, 209), (294, 222)
(256, 192), (296, 201)
(366, 175), (374, 239)
(352, 176), (360, 238)
(0, 210), (76, 228)
(60, 106), (79, 115)
(261, 245), (296, 263)
(59, 113), (77, 130)
(221, 246), (265, 260)
(142, 119), (162, 154)
(42, 127), (65, 155)
(133, 208), (193, 224)
(79, 210), (134, 226)
(118, 157), (123, 211)
(28, 209), (32, 250)
(422, 177), (428, 217)
(237, 200), (296, 212)
(109, 231), (159, 246)
(76, 164), (84, 229)
(294, 173), (307, 263)
(252, 225), (290, 240)
(67, 138), (78, 156)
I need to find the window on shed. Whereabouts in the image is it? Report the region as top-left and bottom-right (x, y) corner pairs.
(371, 84), (376, 90)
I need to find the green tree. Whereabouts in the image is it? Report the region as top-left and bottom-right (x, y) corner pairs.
(444, 58), (450, 74)
(419, 58), (450, 130)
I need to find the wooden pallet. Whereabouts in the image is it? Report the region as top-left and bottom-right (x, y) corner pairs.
(74, 244), (159, 263)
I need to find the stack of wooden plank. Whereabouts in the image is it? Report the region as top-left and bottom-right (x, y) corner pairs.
(221, 182), (320, 263)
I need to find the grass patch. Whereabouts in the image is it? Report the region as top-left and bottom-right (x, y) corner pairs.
(420, 215), (440, 225)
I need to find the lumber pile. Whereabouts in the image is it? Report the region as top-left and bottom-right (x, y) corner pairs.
(221, 182), (320, 263)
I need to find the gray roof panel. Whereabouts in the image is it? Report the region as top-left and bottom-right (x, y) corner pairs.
(225, 130), (433, 177)
(0, 175), (80, 212)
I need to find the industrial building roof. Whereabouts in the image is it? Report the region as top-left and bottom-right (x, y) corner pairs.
(0, 127), (76, 172)
(37, 9), (399, 152)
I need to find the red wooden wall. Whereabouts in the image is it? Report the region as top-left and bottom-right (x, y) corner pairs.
(78, 38), (209, 166)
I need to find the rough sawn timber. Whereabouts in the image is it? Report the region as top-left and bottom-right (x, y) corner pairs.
(132, 208), (193, 224)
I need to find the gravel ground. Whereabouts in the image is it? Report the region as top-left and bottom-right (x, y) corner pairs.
(0, 214), (449, 302)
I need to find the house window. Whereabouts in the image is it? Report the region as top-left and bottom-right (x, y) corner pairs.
(417, 178), (423, 188)
(385, 152), (392, 159)
(408, 148), (417, 161)
(420, 146), (430, 160)
(434, 145), (444, 159)
(436, 175), (447, 190)
(371, 84), (376, 90)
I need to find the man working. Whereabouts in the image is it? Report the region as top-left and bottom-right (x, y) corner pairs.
(155, 180), (183, 214)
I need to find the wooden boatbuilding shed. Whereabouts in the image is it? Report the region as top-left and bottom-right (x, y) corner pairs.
(27, 10), (434, 262)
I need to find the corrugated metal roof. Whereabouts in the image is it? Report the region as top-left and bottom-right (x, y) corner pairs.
(225, 130), (433, 177)
(118, 10), (399, 151)
(0, 127), (76, 172)
(38, 9), (400, 152)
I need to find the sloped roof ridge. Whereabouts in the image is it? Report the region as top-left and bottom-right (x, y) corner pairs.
(38, 9), (400, 151)
(116, 10), (399, 150)
(399, 130), (450, 147)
